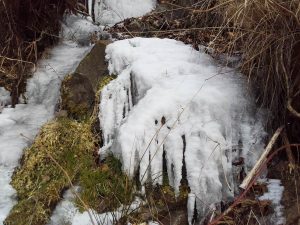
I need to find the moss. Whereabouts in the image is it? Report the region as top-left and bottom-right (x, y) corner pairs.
(5, 118), (96, 225)
(79, 154), (134, 212)
(97, 75), (117, 92)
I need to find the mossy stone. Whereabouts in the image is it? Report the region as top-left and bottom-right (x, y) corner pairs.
(60, 41), (112, 120)
(75, 40), (111, 92)
(61, 73), (95, 119)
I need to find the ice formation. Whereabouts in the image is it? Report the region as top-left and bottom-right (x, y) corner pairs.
(61, 14), (103, 45)
(89, 0), (156, 25)
(0, 16), (95, 224)
(99, 37), (266, 221)
(259, 179), (285, 225)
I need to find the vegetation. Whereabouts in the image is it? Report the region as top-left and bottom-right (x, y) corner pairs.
(4, 118), (95, 225)
(4, 117), (134, 225)
(79, 154), (134, 213)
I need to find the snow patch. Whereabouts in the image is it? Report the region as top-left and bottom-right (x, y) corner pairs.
(99, 37), (266, 221)
(49, 188), (142, 225)
(61, 14), (104, 45)
(259, 179), (285, 225)
(90, 0), (156, 25)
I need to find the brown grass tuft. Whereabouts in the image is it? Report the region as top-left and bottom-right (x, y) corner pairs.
(218, 0), (300, 130)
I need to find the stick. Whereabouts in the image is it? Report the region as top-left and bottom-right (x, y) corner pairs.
(281, 131), (295, 167)
(239, 126), (284, 189)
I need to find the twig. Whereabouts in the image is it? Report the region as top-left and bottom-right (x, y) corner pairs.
(287, 98), (300, 119)
(281, 131), (295, 168)
(240, 126), (284, 189)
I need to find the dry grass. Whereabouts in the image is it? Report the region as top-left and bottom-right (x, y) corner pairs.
(180, 0), (300, 130)
(217, 0), (300, 129)
(0, 0), (79, 105)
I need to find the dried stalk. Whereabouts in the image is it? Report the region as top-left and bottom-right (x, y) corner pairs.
(240, 126), (284, 190)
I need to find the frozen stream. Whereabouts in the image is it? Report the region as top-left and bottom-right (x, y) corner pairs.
(0, 16), (97, 224)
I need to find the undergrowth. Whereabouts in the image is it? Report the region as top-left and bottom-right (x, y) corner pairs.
(79, 154), (134, 213)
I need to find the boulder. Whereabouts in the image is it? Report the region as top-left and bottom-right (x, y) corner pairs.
(61, 73), (95, 119)
(60, 40), (110, 119)
(75, 40), (110, 92)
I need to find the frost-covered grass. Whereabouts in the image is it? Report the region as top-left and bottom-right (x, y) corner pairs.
(99, 37), (266, 222)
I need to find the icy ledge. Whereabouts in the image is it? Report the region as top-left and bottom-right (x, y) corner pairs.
(99, 38), (266, 221)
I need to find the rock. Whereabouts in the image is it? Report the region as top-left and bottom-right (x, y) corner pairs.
(54, 110), (68, 118)
(61, 73), (95, 119)
(75, 40), (111, 92)
(60, 40), (111, 119)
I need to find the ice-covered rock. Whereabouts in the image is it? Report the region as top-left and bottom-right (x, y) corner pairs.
(99, 37), (266, 222)
(61, 14), (104, 45)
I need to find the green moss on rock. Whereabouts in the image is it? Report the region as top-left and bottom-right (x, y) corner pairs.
(60, 73), (95, 120)
(97, 75), (117, 92)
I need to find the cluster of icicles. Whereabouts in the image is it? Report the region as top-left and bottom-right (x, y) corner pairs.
(98, 38), (266, 222)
